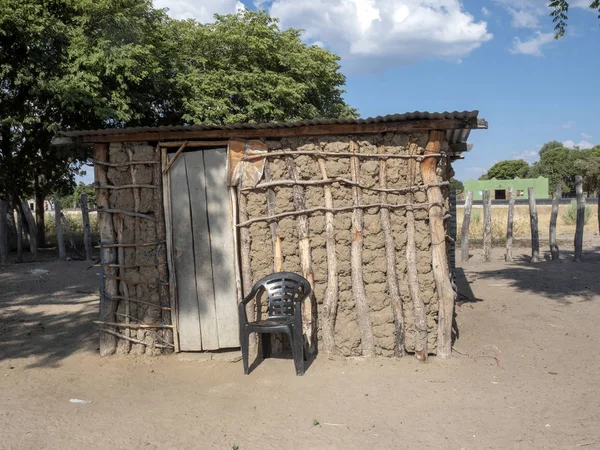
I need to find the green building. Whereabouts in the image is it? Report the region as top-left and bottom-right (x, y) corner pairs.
(463, 177), (549, 200)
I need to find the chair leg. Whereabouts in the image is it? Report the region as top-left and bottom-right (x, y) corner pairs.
(290, 327), (305, 376)
(240, 329), (250, 375)
(261, 333), (271, 359)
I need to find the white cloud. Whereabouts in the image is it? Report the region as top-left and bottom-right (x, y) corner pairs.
(269, 0), (492, 70)
(512, 150), (539, 163)
(482, 7), (491, 17)
(508, 7), (540, 28)
(563, 139), (594, 149)
(509, 31), (554, 56)
(582, 132), (592, 139)
(562, 120), (575, 128)
(153, 0), (243, 22)
(494, 0), (593, 29)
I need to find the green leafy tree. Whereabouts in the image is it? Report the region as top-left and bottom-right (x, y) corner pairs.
(573, 146), (600, 195)
(530, 142), (579, 193)
(550, 1), (600, 38)
(479, 159), (531, 180)
(449, 178), (464, 193)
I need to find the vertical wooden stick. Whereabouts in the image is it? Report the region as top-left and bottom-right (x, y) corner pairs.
(505, 187), (515, 262)
(286, 156), (318, 356)
(55, 202), (66, 261)
(237, 190), (256, 357)
(574, 176), (584, 262)
(448, 190), (457, 273)
(95, 143), (118, 356)
(317, 157), (339, 356)
(528, 187), (540, 263)
(263, 161), (282, 272)
(21, 199), (37, 260)
(116, 215), (131, 352)
(16, 207), (23, 263)
(482, 190), (492, 262)
(0, 200), (8, 265)
(419, 131), (455, 360)
(80, 193), (93, 261)
(597, 181), (600, 236)
(154, 145), (174, 352)
(161, 148), (180, 352)
(348, 141), (375, 358)
(460, 191), (473, 262)
(378, 151), (405, 357)
(549, 184), (561, 261)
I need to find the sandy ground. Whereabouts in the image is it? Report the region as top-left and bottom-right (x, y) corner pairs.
(1, 238), (600, 450)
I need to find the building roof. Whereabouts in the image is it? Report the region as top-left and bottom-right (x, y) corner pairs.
(51, 110), (487, 146)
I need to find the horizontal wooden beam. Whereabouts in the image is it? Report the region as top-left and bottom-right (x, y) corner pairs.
(53, 118), (482, 145)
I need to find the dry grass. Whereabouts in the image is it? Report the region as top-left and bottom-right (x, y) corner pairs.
(45, 210), (99, 247)
(456, 204), (599, 244)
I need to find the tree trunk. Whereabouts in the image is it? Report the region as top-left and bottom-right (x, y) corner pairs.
(505, 187), (515, 262)
(460, 191), (473, 262)
(0, 199), (8, 265)
(482, 190), (492, 262)
(21, 199), (38, 260)
(528, 188), (540, 263)
(549, 184), (561, 261)
(80, 194), (93, 261)
(419, 131), (455, 360)
(34, 177), (46, 248)
(574, 176), (584, 262)
(55, 202), (66, 261)
(15, 201), (23, 263)
(349, 141), (375, 358)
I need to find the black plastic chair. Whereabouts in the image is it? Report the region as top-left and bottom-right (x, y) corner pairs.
(239, 272), (311, 376)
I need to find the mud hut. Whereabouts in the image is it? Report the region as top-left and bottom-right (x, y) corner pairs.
(53, 111), (487, 360)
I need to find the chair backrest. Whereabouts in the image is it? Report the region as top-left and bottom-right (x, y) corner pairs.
(253, 272), (311, 318)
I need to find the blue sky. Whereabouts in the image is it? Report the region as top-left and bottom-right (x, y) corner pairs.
(80, 1), (600, 183)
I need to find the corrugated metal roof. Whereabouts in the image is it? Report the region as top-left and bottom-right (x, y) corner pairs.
(59, 110), (486, 138)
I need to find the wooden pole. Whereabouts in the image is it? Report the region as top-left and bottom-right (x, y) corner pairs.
(161, 148), (180, 352)
(116, 215), (131, 353)
(597, 181), (600, 237)
(94, 143), (118, 356)
(80, 193), (93, 261)
(378, 149), (404, 357)
(237, 190), (256, 357)
(263, 161), (282, 272)
(348, 141), (375, 358)
(0, 200), (8, 265)
(549, 184), (561, 261)
(317, 157), (339, 356)
(505, 187), (515, 262)
(574, 176), (585, 262)
(528, 187), (540, 263)
(16, 207), (23, 263)
(286, 156), (318, 356)
(482, 190), (492, 262)
(460, 191), (473, 262)
(61, 213), (82, 257)
(419, 131), (456, 360)
(54, 202), (66, 261)
(21, 199), (37, 260)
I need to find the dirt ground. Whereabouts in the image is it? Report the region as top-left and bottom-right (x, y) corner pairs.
(1, 237), (600, 449)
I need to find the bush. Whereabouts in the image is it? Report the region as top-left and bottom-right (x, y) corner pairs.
(561, 200), (592, 225)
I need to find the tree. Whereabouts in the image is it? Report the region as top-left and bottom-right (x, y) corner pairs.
(573, 146), (600, 195)
(550, 1), (600, 38)
(480, 159), (531, 180)
(449, 178), (464, 193)
(530, 143), (578, 193)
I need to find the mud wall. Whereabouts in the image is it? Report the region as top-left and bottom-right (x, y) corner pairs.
(242, 132), (450, 356)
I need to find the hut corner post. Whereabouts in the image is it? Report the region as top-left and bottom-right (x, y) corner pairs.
(420, 130), (456, 360)
(94, 143), (118, 356)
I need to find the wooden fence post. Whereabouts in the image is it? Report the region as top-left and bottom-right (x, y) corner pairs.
(21, 200), (37, 260)
(574, 176), (584, 262)
(0, 200), (8, 265)
(482, 190), (492, 262)
(528, 187), (540, 263)
(54, 202), (67, 261)
(16, 207), (23, 263)
(505, 187), (515, 262)
(597, 181), (600, 236)
(460, 191), (473, 262)
(80, 193), (93, 261)
(549, 184), (561, 261)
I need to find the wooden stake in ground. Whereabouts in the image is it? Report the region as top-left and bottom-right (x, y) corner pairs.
(460, 191), (473, 262)
(549, 184), (561, 261)
(348, 141), (375, 358)
(16, 207), (23, 263)
(54, 202), (66, 261)
(505, 187), (515, 262)
(574, 176), (585, 262)
(482, 190), (492, 262)
(21, 199), (37, 260)
(528, 187), (540, 263)
(286, 156), (318, 355)
(378, 149), (404, 357)
(317, 157), (339, 356)
(0, 199), (8, 265)
(597, 181), (600, 236)
(419, 131), (455, 360)
(94, 143), (118, 356)
(237, 190), (256, 357)
(80, 193), (93, 261)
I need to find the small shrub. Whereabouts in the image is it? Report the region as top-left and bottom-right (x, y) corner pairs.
(561, 200), (592, 225)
